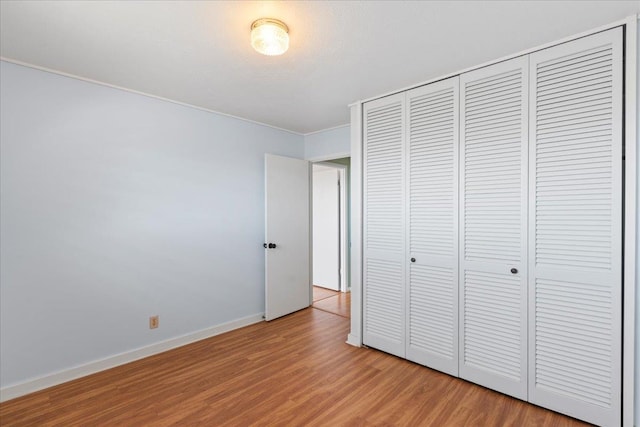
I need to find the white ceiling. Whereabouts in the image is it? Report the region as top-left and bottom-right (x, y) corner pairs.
(1, 1), (638, 134)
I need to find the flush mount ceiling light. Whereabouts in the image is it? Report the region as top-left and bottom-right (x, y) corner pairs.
(250, 18), (289, 56)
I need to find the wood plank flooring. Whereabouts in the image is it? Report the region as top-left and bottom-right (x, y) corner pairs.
(0, 308), (588, 426)
(312, 286), (339, 303)
(312, 289), (351, 318)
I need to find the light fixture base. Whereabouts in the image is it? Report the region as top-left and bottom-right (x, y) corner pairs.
(250, 18), (290, 56)
(251, 18), (289, 33)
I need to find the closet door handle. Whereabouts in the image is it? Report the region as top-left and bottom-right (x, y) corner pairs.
(268, 243), (277, 249)
(410, 258), (416, 263)
(510, 268), (518, 274)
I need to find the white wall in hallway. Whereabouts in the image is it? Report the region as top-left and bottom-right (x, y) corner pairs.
(313, 165), (340, 291)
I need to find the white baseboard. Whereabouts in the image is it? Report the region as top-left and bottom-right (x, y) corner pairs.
(0, 313), (264, 403)
(346, 333), (361, 347)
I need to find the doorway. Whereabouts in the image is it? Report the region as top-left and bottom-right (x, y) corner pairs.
(311, 158), (350, 318)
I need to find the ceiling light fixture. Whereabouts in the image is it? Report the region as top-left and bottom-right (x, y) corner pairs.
(250, 18), (289, 56)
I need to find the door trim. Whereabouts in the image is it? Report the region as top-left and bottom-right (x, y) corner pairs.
(347, 103), (364, 348)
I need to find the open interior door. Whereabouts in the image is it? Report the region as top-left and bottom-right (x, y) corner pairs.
(264, 154), (311, 321)
(312, 165), (340, 291)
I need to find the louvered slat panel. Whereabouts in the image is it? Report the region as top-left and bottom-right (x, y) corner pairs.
(409, 85), (456, 257)
(365, 258), (403, 342)
(463, 270), (521, 378)
(405, 77), (459, 375)
(535, 280), (613, 406)
(409, 265), (455, 357)
(459, 57), (528, 400)
(528, 28), (622, 427)
(366, 103), (403, 252)
(363, 94), (406, 358)
(535, 45), (613, 269)
(464, 68), (522, 262)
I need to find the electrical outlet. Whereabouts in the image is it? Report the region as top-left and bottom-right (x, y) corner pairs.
(149, 315), (159, 329)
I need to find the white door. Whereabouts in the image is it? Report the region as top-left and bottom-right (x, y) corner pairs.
(264, 154), (310, 321)
(459, 56), (529, 400)
(527, 28), (622, 427)
(312, 165), (340, 291)
(405, 77), (459, 376)
(363, 93), (406, 358)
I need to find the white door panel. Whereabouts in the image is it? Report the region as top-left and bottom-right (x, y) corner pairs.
(264, 154), (310, 321)
(459, 56), (529, 400)
(405, 77), (459, 376)
(528, 27), (622, 427)
(363, 93), (406, 358)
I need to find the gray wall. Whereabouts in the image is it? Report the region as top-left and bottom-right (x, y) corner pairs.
(0, 61), (304, 388)
(304, 125), (350, 160)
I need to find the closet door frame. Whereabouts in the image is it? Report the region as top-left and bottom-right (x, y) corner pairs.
(621, 17), (637, 427)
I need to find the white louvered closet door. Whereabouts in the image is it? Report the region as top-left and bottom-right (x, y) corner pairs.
(528, 28), (622, 427)
(363, 93), (406, 358)
(405, 77), (459, 376)
(459, 57), (529, 400)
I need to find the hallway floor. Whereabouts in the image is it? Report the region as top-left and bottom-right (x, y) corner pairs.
(312, 286), (350, 318)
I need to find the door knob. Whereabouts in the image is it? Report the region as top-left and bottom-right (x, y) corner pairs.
(410, 258), (416, 263)
(263, 243), (268, 248)
(510, 268), (518, 274)
(268, 243), (277, 249)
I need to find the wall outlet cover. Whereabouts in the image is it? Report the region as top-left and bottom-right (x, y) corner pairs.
(149, 316), (159, 329)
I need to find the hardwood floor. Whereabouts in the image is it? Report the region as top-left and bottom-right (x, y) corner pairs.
(312, 291), (351, 318)
(312, 285), (339, 302)
(0, 308), (588, 426)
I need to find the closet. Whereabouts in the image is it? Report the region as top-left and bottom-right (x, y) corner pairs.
(362, 27), (622, 426)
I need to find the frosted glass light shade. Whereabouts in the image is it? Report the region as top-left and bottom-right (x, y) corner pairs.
(251, 18), (289, 56)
